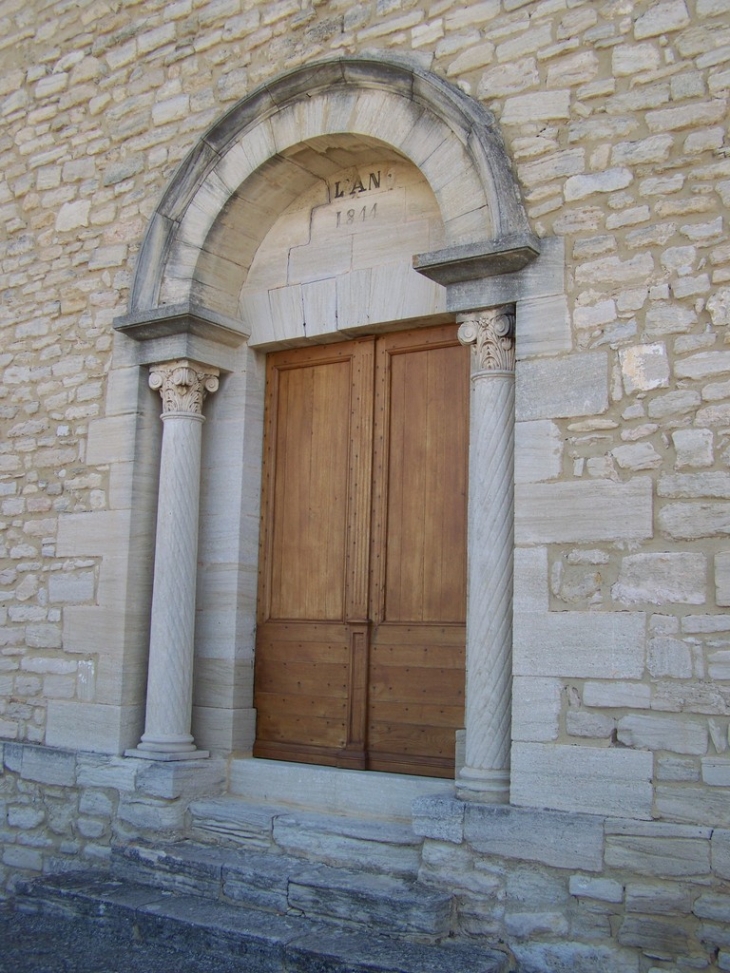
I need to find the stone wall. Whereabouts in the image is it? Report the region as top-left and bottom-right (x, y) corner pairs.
(1, 0), (730, 964)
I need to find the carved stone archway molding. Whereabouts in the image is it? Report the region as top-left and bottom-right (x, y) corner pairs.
(111, 55), (543, 795)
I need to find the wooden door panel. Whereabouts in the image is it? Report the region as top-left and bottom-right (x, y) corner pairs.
(269, 358), (351, 621)
(254, 324), (468, 777)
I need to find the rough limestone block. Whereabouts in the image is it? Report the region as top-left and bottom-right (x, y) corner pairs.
(513, 610), (645, 678)
(619, 342), (669, 395)
(515, 478), (653, 543)
(716, 552), (730, 606)
(512, 676), (561, 742)
(617, 714), (708, 755)
(514, 421), (562, 483)
(136, 758), (226, 800)
(702, 757), (730, 787)
(583, 681), (651, 709)
(618, 915), (690, 955)
(657, 785), (730, 828)
(512, 942), (639, 973)
(511, 743), (653, 819)
(76, 754), (139, 790)
(659, 502), (730, 540)
(625, 882), (692, 915)
(463, 804), (604, 872)
(612, 552), (706, 605)
(672, 428), (714, 468)
(20, 745), (76, 787)
(516, 351), (608, 420)
(569, 875), (624, 903)
(605, 826), (711, 878)
(411, 794), (464, 844)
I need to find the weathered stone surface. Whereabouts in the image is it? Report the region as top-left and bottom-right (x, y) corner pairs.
(619, 343), (670, 394)
(512, 942), (639, 973)
(514, 610), (645, 678)
(514, 420), (563, 483)
(612, 552), (706, 606)
(463, 804), (604, 872)
(411, 794), (464, 844)
(617, 714), (708, 755)
(512, 676), (561, 742)
(716, 552), (730, 607)
(20, 745), (76, 787)
(625, 882), (691, 914)
(569, 875), (623, 903)
(512, 743), (653, 819)
(659, 502), (730, 540)
(618, 915), (690, 955)
(516, 352), (608, 421)
(516, 478), (653, 544)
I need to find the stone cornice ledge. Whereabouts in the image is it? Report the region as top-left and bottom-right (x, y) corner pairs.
(413, 232), (541, 286)
(113, 302), (250, 348)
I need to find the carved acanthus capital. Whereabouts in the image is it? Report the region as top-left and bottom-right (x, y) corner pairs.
(457, 306), (516, 373)
(149, 360), (220, 415)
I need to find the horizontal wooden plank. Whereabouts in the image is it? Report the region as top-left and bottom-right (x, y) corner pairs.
(255, 693), (348, 718)
(367, 721), (456, 757)
(372, 624), (465, 646)
(367, 700), (463, 727)
(257, 621), (349, 641)
(255, 661), (349, 696)
(368, 751), (454, 779)
(369, 642), (464, 669)
(256, 709), (347, 748)
(368, 666), (464, 703)
(256, 640), (349, 665)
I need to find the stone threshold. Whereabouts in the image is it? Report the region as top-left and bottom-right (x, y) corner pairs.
(228, 757), (453, 822)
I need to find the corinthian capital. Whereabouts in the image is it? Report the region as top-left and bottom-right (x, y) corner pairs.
(149, 360), (220, 415)
(457, 306), (516, 373)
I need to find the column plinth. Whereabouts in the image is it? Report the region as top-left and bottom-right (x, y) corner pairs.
(456, 307), (515, 803)
(127, 361), (219, 761)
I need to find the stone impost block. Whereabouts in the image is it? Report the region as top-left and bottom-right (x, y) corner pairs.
(512, 744), (653, 820)
(411, 794), (465, 844)
(463, 803), (604, 872)
(515, 478), (653, 544)
(516, 351), (608, 421)
(513, 611), (645, 679)
(20, 744), (76, 787)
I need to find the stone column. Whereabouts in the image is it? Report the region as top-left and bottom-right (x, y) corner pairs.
(456, 306), (516, 803)
(127, 360), (220, 760)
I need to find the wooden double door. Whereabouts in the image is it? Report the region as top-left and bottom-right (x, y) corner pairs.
(253, 323), (469, 778)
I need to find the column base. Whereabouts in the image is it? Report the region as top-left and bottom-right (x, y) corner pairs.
(125, 747), (210, 761)
(456, 766), (510, 803)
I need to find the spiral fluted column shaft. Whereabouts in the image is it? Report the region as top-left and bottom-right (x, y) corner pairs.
(456, 307), (515, 803)
(129, 360), (219, 761)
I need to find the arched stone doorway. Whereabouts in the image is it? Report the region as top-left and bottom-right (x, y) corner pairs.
(114, 54), (540, 803)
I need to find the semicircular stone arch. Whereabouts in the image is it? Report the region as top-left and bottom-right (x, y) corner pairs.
(127, 54), (536, 337)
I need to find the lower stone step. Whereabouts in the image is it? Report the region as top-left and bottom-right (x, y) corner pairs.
(189, 797), (423, 877)
(14, 872), (510, 973)
(111, 839), (452, 940)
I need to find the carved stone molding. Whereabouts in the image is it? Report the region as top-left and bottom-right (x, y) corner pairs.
(149, 360), (220, 416)
(457, 306), (516, 373)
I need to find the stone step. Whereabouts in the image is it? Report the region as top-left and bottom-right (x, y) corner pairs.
(189, 796), (423, 876)
(15, 871), (509, 973)
(111, 839), (452, 940)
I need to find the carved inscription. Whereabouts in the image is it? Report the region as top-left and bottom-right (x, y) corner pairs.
(333, 170), (382, 198)
(336, 203), (377, 227)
